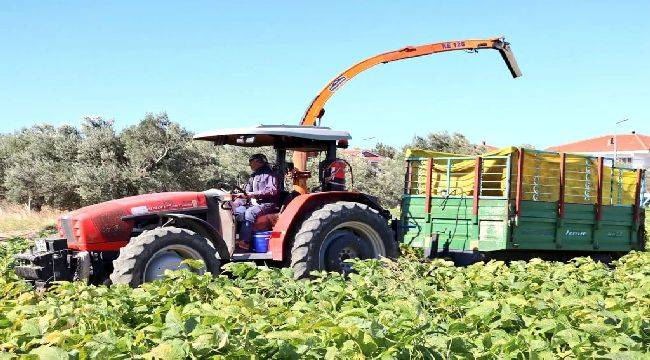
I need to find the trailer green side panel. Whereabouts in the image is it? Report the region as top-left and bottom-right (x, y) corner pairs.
(401, 147), (646, 255)
(510, 200), (641, 251)
(401, 196), (509, 252)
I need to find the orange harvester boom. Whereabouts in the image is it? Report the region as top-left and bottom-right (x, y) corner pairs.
(292, 36), (522, 194)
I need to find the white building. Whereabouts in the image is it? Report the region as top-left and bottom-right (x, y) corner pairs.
(548, 132), (650, 169)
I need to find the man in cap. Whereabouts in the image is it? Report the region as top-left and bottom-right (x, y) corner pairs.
(233, 153), (279, 251)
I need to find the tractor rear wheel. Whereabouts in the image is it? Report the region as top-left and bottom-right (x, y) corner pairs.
(290, 201), (398, 279)
(110, 227), (222, 287)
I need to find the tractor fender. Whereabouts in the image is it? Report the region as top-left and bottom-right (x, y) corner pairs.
(269, 191), (390, 261)
(156, 213), (231, 261)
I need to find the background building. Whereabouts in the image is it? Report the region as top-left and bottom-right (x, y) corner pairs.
(548, 132), (650, 169)
(339, 148), (385, 166)
(548, 132), (650, 206)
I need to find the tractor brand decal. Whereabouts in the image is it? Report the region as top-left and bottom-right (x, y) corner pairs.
(328, 75), (347, 92)
(130, 206), (149, 215)
(131, 201), (200, 215)
(565, 230), (587, 237)
(146, 200), (200, 212)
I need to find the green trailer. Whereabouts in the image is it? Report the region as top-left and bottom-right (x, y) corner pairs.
(400, 147), (646, 262)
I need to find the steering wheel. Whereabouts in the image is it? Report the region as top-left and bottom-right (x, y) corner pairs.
(230, 184), (251, 207)
(232, 185), (248, 198)
(219, 184), (250, 210)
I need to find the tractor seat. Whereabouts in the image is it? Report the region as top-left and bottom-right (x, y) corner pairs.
(253, 212), (279, 232)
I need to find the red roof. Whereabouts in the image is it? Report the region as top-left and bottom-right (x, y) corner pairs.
(548, 133), (650, 153)
(340, 148), (384, 162)
(478, 141), (498, 151)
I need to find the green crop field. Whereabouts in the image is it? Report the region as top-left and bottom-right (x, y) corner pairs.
(1, 239), (648, 359)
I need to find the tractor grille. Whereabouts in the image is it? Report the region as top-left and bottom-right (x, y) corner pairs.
(60, 217), (76, 244)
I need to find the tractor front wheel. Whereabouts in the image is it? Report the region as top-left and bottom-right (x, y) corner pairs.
(110, 227), (222, 287)
(290, 201), (398, 279)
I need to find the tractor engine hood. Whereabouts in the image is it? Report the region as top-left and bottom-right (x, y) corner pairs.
(57, 192), (207, 251)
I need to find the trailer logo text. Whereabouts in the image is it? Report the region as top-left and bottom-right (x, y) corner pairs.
(565, 230), (587, 237)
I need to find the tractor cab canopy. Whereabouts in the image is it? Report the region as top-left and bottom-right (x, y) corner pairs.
(193, 124), (351, 152)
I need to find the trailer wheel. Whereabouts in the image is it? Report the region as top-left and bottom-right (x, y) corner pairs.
(110, 227), (221, 287)
(290, 201), (398, 279)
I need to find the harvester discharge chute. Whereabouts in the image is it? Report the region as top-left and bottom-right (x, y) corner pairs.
(292, 37), (522, 194)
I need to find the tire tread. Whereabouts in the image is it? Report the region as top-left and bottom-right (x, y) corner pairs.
(289, 201), (397, 279)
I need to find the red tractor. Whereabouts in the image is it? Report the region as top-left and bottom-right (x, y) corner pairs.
(15, 125), (399, 287)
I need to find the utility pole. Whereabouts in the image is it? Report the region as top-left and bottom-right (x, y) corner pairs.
(614, 118), (629, 164)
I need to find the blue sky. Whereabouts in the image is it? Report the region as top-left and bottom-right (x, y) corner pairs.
(1, 1), (648, 149)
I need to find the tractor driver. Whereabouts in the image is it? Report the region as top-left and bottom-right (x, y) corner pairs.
(233, 153), (279, 250)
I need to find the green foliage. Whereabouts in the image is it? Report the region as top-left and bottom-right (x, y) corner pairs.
(0, 135), (9, 197)
(0, 114), (289, 210)
(74, 117), (131, 205)
(1, 125), (81, 210)
(408, 131), (490, 155)
(0, 114), (228, 209)
(0, 116), (502, 212)
(643, 212), (650, 251)
(372, 143), (397, 159)
(211, 146), (276, 188)
(120, 113), (222, 195)
(1, 239), (648, 358)
(343, 154), (404, 209)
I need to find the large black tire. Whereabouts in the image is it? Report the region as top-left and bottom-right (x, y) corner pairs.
(290, 201), (398, 279)
(110, 227), (222, 287)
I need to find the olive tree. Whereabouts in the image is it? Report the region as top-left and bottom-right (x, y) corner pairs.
(74, 117), (132, 205)
(2, 124), (81, 210)
(0, 134), (10, 198)
(409, 131), (488, 155)
(342, 154), (404, 209)
(120, 113), (221, 194)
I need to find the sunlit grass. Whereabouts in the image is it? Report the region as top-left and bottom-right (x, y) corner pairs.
(0, 202), (61, 239)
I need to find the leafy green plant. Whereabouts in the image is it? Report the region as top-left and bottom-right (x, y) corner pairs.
(1, 238), (648, 359)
